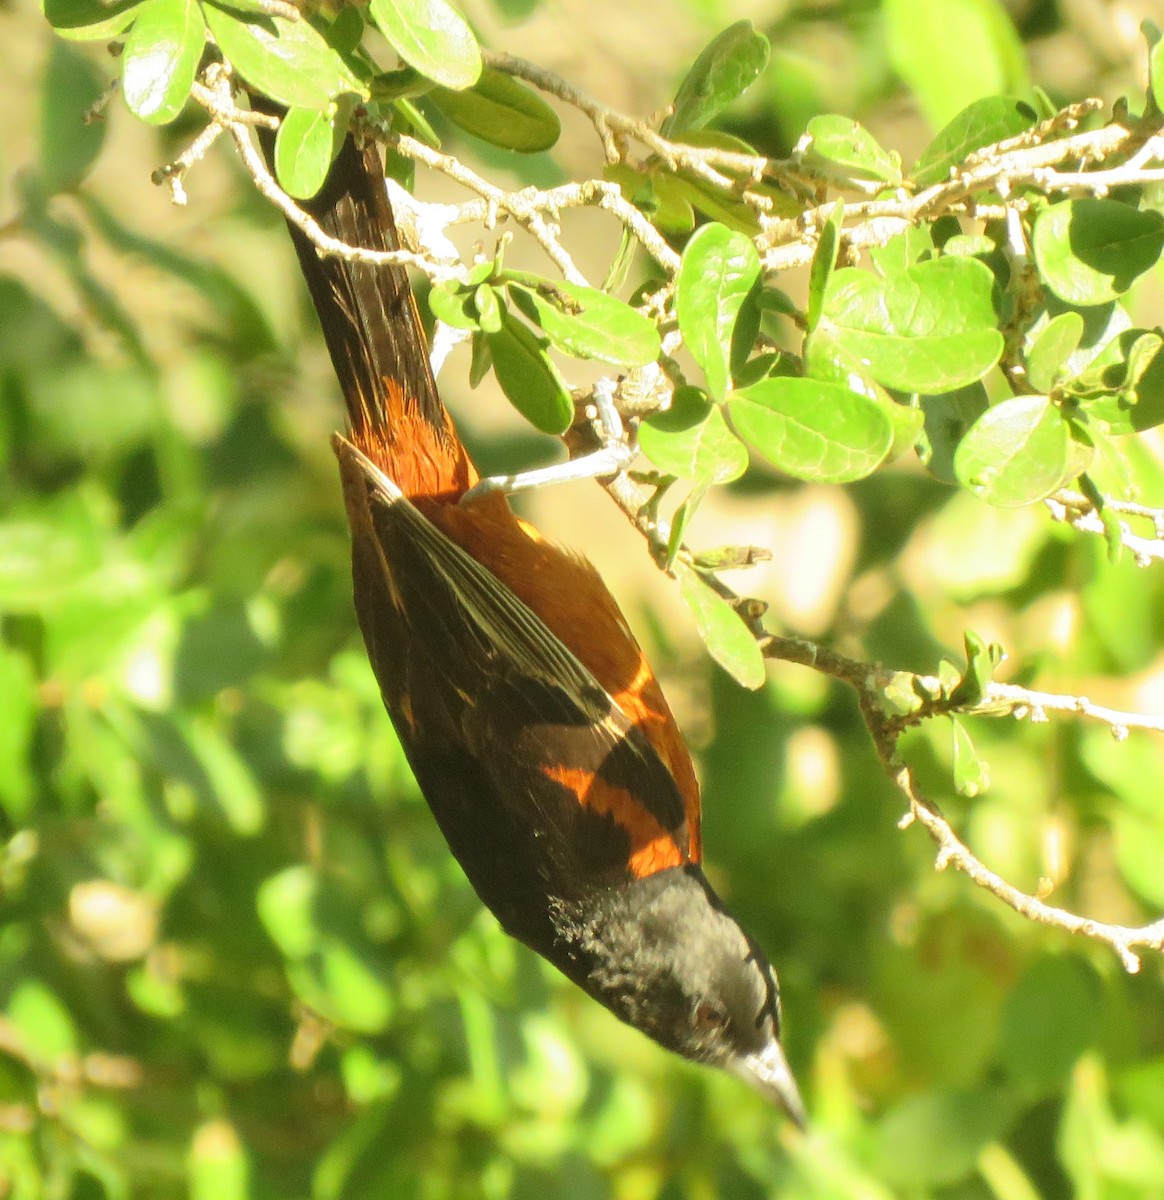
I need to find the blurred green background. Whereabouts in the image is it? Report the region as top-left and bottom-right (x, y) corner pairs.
(5, 0), (1164, 1196)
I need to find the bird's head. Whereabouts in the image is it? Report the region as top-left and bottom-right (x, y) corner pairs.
(554, 866), (806, 1126)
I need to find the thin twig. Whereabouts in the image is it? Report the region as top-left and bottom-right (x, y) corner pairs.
(895, 766), (1164, 972)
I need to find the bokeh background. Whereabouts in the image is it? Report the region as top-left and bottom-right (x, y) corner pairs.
(4, 0), (1164, 1196)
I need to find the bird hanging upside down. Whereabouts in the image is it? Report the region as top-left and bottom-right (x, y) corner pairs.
(285, 132), (805, 1125)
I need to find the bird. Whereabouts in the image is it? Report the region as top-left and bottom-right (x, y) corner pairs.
(284, 130), (805, 1125)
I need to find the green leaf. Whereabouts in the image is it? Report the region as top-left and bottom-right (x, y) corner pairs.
(639, 388), (749, 485)
(257, 866), (320, 959)
(39, 42), (107, 194)
(999, 957), (1101, 1093)
(663, 20), (770, 137)
(728, 378), (894, 483)
(676, 223), (761, 400)
(0, 648), (36, 823)
(801, 114), (903, 185)
(1033, 199), (1164, 306)
(884, 399), (927, 461)
(818, 257), (1003, 393)
(884, 0), (1028, 129)
(367, 0), (481, 91)
(327, 4), (365, 55)
(469, 329), (491, 386)
(473, 283), (502, 334)
(948, 630), (1003, 707)
(1025, 310), (1084, 392)
(677, 567), (766, 690)
(664, 172), (760, 236)
(44, 0), (142, 40)
(7, 980), (78, 1061)
(428, 283), (480, 330)
(1152, 31), (1164, 114)
(874, 1088), (1015, 1187)
(509, 281), (660, 367)
(869, 225), (934, 276)
(203, 5), (368, 108)
(918, 384), (990, 483)
(806, 200), (844, 333)
(665, 481), (708, 571)
(122, 0), (206, 124)
(273, 103), (346, 199)
(391, 96), (441, 150)
(911, 96), (1035, 188)
(1079, 330), (1164, 434)
(951, 717), (990, 797)
(430, 66), (560, 152)
(486, 314), (573, 434)
(190, 1119), (249, 1200)
(604, 165), (681, 235)
(171, 714), (266, 835)
(953, 394), (1072, 506)
(646, 183), (696, 237)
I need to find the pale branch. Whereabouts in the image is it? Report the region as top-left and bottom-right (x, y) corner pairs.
(1046, 491), (1164, 565)
(178, 62), (1164, 364)
(895, 766), (1164, 973)
(388, 132), (586, 284)
(482, 50), (768, 192)
(979, 683), (1164, 737)
(185, 76), (468, 285)
(437, 180), (681, 274)
(760, 100), (1163, 272)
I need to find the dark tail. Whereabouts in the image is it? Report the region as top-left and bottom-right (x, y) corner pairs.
(288, 134), (476, 502)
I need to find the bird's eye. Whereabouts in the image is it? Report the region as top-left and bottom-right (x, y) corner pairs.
(694, 1001), (728, 1031)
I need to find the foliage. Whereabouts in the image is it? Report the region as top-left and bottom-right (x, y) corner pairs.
(5, 0), (1164, 1197)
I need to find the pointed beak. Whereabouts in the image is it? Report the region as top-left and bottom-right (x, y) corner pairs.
(734, 1040), (808, 1128)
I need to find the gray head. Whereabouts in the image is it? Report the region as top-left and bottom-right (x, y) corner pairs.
(553, 866), (806, 1125)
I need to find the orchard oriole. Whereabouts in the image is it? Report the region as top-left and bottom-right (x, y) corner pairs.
(286, 133), (805, 1124)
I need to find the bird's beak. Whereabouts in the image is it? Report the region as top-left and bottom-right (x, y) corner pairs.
(734, 1040), (808, 1128)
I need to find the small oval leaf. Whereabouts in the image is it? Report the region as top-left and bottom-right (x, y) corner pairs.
(639, 388), (749, 484)
(664, 20), (770, 137)
(820, 256), (1003, 393)
(676, 223), (761, 400)
(510, 282), (660, 367)
(45, 0), (142, 40)
(807, 200), (844, 333)
(802, 114), (902, 185)
(368, 0), (481, 91)
(122, 0), (205, 124)
(428, 284), (481, 331)
(678, 567), (766, 690)
(1025, 310), (1084, 393)
(728, 377), (893, 483)
(204, 5), (368, 108)
(911, 96), (1035, 189)
(274, 104), (343, 199)
(1033, 199), (1164, 307)
(486, 314), (573, 434)
(953, 394), (1071, 506)
(430, 66), (560, 152)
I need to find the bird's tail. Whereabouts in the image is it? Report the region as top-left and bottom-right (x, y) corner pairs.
(289, 135), (477, 504)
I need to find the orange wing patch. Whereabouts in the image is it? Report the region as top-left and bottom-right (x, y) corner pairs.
(540, 763), (689, 879)
(435, 491), (704, 863)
